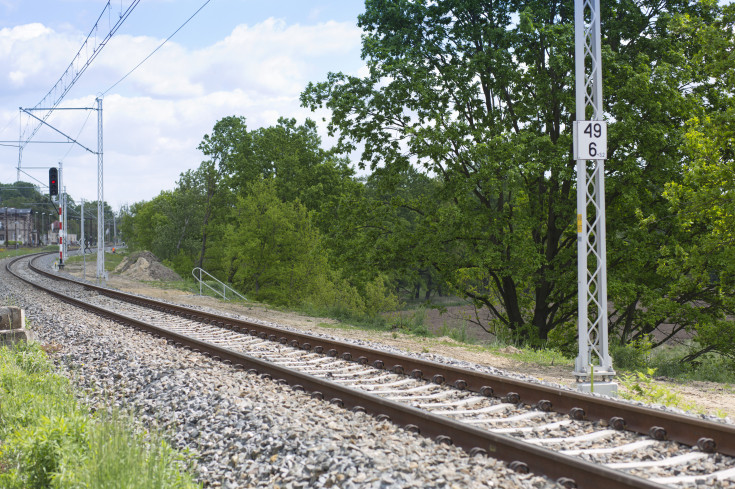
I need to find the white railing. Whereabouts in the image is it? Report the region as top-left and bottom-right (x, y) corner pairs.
(191, 267), (247, 301)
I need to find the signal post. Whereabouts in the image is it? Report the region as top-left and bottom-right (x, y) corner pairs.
(48, 165), (64, 269)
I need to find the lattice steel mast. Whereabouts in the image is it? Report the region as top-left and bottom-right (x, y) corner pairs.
(573, 0), (615, 386)
(96, 96), (105, 282)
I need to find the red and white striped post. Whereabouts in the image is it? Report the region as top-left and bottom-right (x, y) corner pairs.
(58, 163), (64, 270)
(58, 201), (64, 269)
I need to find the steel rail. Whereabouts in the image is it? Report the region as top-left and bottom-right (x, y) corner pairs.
(6, 253), (666, 489)
(25, 254), (735, 459)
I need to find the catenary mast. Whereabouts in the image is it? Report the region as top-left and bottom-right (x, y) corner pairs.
(573, 0), (616, 394)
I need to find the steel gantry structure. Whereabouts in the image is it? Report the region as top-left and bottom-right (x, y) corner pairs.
(573, 0), (616, 394)
(11, 2), (139, 283)
(19, 101), (106, 282)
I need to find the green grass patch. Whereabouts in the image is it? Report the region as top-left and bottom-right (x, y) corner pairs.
(0, 342), (200, 489)
(384, 307), (431, 337)
(64, 250), (129, 272)
(438, 321), (475, 344)
(103, 250), (128, 271)
(0, 246), (57, 260)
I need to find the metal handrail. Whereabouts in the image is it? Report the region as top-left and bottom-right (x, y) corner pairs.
(191, 267), (247, 301)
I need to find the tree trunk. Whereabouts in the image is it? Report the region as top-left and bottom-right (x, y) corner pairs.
(501, 276), (525, 334)
(533, 280), (553, 340)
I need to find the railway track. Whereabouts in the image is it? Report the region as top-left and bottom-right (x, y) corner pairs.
(7, 252), (735, 488)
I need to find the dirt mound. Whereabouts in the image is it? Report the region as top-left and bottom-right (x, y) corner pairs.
(113, 251), (181, 282)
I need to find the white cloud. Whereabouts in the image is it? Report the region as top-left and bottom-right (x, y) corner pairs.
(0, 23), (79, 92)
(1, 17), (365, 209)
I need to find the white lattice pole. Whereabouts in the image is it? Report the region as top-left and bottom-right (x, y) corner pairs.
(96, 96), (105, 282)
(81, 199), (86, 279)
(573, 0), (616, 390)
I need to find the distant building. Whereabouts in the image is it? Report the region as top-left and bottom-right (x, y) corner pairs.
(0, 208), (34, 245)
(47, 227), (77, 246)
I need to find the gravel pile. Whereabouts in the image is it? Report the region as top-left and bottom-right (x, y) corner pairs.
(0, 255), (555, 489)
(113, 250), (182, 281)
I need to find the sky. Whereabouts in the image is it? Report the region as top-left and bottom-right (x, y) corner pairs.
(0, 0), (367, 210)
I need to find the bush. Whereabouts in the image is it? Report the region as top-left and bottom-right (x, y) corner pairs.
(387, 307), (431, 337)
(546, 321), (577, 357)
(649, 347), (735, 383)
(361, 275), (399, 318)
(611, 336), (653, 371)
(2, 415), (87, 489)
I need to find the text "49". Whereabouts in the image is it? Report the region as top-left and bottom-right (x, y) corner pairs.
(574, 121), (607, 160)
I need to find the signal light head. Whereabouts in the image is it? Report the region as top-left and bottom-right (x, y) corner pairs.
(49, 167), (59, 196)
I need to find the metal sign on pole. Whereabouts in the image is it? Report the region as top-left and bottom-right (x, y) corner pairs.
(573, 0), (616, 395)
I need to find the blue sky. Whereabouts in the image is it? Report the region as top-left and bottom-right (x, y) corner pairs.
(0, 0), (367, 209)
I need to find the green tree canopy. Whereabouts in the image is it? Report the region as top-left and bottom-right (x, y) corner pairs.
(302, 0), (733, 347)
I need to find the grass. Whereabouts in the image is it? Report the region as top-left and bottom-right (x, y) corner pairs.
(64, 250), (128, 272)
(0, 342), (201, 489)
(103, 250), (128, 271)
(0, 246), (57, 260)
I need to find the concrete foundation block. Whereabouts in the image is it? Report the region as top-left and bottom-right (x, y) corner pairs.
(0, 328), (37, 347)
(0, 306), (26, 330)
(576, 381), (618, 397)
(0, 307), (35, 347)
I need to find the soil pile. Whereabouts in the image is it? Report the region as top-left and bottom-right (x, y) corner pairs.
(113, 251), (181, 282)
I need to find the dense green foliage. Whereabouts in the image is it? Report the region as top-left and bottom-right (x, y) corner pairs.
(120, 117), (398, 318)
(300, 0), (735, 360)
(0, 342), (199, 488)
(120, 0), (735, 368)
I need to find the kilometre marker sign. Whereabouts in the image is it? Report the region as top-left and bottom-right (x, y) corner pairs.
(574, 120), (607, 160)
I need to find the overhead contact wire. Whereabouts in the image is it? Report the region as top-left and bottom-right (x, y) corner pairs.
(103, 0), (214, 95)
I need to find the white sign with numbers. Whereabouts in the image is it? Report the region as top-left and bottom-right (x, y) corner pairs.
(574, 121), (607, 160)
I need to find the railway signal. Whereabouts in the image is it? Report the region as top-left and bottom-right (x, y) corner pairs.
(49, 167), (58, 196)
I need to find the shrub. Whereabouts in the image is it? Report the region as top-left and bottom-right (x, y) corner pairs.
(546, 321), (578, 357)
(611, 336), (653, 371)
(387, 307), (431, 337)
(618, 368), (695, 411)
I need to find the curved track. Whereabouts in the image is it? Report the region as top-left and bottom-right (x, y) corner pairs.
(7, 253), (735, 488)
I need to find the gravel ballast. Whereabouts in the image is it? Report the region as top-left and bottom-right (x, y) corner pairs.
(1, 256), (556, 489)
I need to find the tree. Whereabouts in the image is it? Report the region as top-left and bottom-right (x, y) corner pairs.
(196, 116), (248, 269)
(302, 0), (728, 344)
(655, 2), (735, 361)
(223, 179), (331, 305)
(326, 166), (448, 300)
